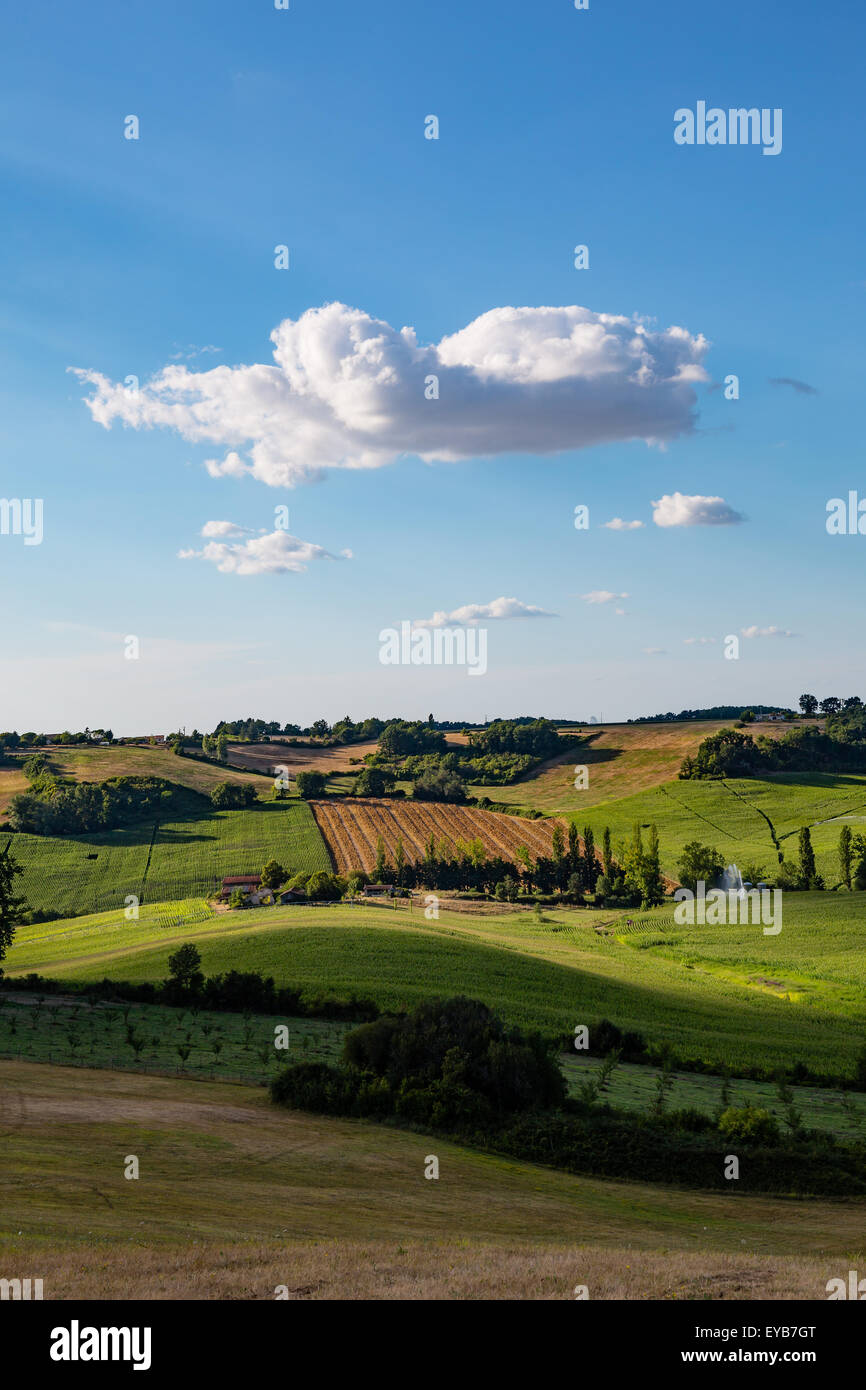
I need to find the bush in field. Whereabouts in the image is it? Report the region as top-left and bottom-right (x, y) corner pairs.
(411, 767), (468, 803)
(351, 767), (393, 797)
(210, 782), (258, 809)
(296, 771), (326, 799)
(342, 995), (566, 1115)
(717, 1104), (780, 1147)
(306, 870), (343, 900)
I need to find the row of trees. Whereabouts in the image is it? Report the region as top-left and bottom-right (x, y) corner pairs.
(681, 725), (866, 780)
(799, 694), (863, 717)
(354, 822), (664, 908)
(0, 728), (116, 748)
(6, 758), (180, 836)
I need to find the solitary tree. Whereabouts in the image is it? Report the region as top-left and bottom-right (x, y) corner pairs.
(676, 841), (725, 895)
(582, 826), (599, 892)
(640, 824), (665, 908)
(839, 825), (853, 891)
(374, 835), (387, 883)
(797, 827), (819, 889)
(167, 943), (204, 992)
(799, 694), (818, 717)
(260, 858), (287, 891)
(601, 827), (613, 879)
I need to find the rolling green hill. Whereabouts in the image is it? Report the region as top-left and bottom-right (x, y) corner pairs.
(7, 892), (866, 1077)
(568, 773), (866, 884)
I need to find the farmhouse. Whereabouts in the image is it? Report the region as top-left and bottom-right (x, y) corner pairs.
(363, 883), (394, 898)
(219, 874), (262, 901)
(278, 888), (307, 905)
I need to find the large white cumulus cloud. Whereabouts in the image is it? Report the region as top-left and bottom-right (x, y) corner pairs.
(71, 302), (709, 487)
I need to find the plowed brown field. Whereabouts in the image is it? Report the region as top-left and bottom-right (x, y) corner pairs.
(310, 798), (568, 873)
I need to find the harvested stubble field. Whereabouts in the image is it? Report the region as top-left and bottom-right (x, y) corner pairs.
(474, 719), (819, 817)
(1, 1061), (860, 1299)
(227, 740), (380, 775)
(310, 797), (568, 874)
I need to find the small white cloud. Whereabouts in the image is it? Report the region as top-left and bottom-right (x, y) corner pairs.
(603, 517), (644, 531)
(179, 528), (350, 576)
(642, 647), (667, 656)
(740, 625), (797, 639)
(615, 607), (627, 616)
(683, 636), (717, 645)
(412, 596), (555, 629)
(200, 520), (253, 538)
(651, 492), (744, 527)
(581, 590), (629, 605)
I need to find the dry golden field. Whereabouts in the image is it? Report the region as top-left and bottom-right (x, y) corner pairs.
(0, 745), (264, 815)
(474, 719), (818, 815)
(227, 740), (380, 775)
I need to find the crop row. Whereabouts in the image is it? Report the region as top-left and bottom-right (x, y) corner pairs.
(310, 798), (568, 874)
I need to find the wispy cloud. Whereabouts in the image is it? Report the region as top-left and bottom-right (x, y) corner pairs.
(179, 528), (351, 576)
(768, 376), (818, 396)
(603, 517), (644, 531)
(412, 596), (555, 628)
(581, 590), (629, 605)
(199, 520), (254, 538)
(740, 624), (797, 639)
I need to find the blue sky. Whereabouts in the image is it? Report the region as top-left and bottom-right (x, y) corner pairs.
(1, 0), (863, 733)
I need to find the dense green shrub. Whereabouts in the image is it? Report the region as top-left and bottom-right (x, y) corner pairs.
(717, 1104), (780, 1146)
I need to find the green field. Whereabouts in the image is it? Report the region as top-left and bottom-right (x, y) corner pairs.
(8, 891), (866, 1078)
(2, 987), (864, 1140)
(3, 799), (332, 918)
(0, 995), (352, 1082)
(562, 1055), (866, 1140)
(559, 773), (866, 884)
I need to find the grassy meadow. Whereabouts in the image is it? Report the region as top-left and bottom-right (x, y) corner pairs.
(1, 1060), (863, 1299)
